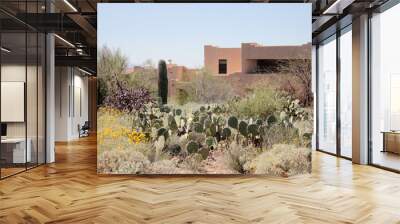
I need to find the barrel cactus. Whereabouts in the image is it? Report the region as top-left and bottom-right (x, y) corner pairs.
(228, 116), (239, 129)
(186, 141), (199, 154)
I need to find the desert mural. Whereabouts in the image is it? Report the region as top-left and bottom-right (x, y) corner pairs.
(97, 3), (313, 176)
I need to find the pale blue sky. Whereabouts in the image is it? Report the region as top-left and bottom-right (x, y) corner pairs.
(98, 3), (311, 68)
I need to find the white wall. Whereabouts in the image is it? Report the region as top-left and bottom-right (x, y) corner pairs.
(55, 67), (89, 141)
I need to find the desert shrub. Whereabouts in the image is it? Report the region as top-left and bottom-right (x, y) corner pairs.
(278, 59), (312, 107)
(281, 97), (311, 122)
(181, 153), (204, 172)
(293, 120), (313, 147)
(262, 124), (301, 148)
(229, 88), (285, 119)
(187, 132), (206, 144)
(97, 150), (149, 174)
(224, 142), (259, 174)
(187, 69), (235, 103)
(97, 78), (108, 106)
(248, 144), (311, 176)
(175, 88), (190, 105)
(167, 134), (189, 156)
(146, 159), (196, 174)
(125, 68), (158, 98)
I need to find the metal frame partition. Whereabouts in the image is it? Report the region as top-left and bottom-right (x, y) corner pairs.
(0, 0), (47, 180)
(314, 16), (353, 161)
(367, 0), (400, 173)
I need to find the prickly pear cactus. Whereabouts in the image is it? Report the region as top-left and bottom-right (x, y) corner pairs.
(168, 115), (178, 131)
(167, 144), (181, 156)
(157, 127), (169, 140)
(247, 124), (259, 136)
(228, 116), (238, 129)
(155, 135), (166, 159)
(204, 118), (212, 129)
(221, 127), (232, 140)
(193, 122), (203, 133)
(238, 121), (248, 137)
(267, 114), (277, 125)
(186, 141), (199, 154)
(198, 148), (210, 160)
(205, 136), (215, 148)
(199, 114), (208, 126)
(175, 108), (182, 116)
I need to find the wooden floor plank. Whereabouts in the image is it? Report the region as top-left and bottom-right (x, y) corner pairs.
(0, 135), (400, 223)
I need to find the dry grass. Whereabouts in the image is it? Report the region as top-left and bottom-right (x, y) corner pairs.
(248, 144), (311, 176)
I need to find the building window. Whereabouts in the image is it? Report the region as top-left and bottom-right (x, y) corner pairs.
(218, 59), (227, 74)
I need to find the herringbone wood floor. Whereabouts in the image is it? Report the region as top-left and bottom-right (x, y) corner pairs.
(1, 135), (400, 224)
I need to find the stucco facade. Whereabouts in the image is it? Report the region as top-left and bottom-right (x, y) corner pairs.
(204, 45), (242, 75)
(204, 43), (311, 75)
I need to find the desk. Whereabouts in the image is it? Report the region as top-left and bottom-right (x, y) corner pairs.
(1, 138), (31, 163)
(381, 131), (400, 154)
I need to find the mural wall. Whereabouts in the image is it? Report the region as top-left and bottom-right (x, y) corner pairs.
(97, 3), (313, 175)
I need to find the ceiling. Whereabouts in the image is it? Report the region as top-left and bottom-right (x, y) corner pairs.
(0, 0), (392, 75)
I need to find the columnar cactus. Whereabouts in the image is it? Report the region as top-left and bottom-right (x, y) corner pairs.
(158, 60), (168, 104)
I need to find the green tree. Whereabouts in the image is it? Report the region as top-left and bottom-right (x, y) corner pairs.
(98, 46), (128, 90)
(158, 60), (168, 104)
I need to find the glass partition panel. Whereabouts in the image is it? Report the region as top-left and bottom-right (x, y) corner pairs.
(317, 35), (337, 154)
(339, 26), (352, 158)
(371, 3), (400, 171)
(1, 30), (27, 177)
(27, 30), (38, 169)
(38, 32), (45, 165)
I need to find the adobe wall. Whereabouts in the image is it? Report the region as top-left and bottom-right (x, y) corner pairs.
(204, 45), (241, 75)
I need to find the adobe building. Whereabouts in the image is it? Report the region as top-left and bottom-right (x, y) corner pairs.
(204, 43), (311, 75)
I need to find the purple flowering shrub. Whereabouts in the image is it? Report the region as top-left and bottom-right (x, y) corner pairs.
(104, 81), (154, 114)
